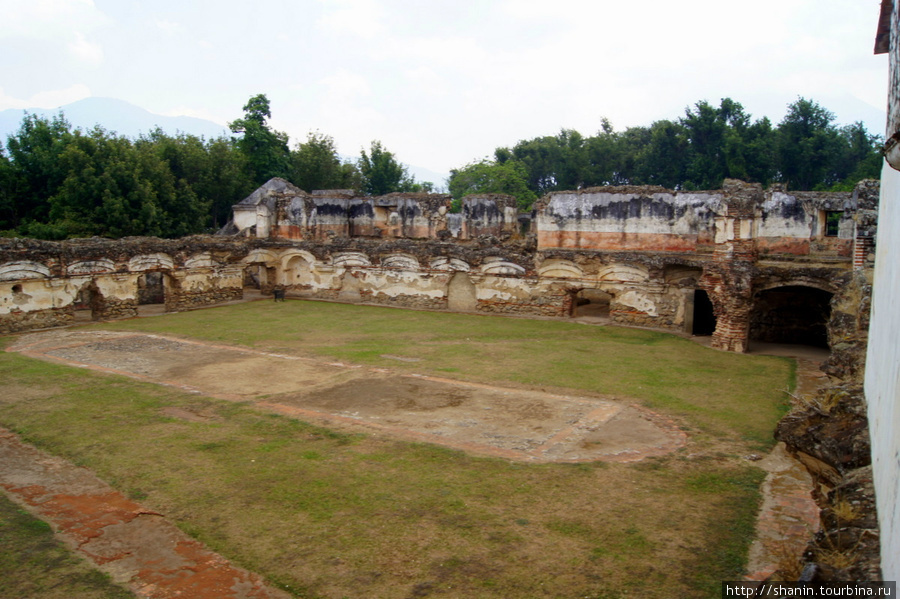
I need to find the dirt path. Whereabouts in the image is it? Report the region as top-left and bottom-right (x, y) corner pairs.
(7, 329), (686, 464)
(0, 427), (290, 599)
(744, 354), (831, 580)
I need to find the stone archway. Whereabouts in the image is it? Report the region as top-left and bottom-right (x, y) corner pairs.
(284, 255), (313, 289)
(571, 288), (612, 318)
(138, 272), (166, 305)
(750, 285), (833, 348)
(244, 264), (277, 292)
(73, 280), (102, 323)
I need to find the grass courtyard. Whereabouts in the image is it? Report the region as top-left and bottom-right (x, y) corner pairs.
(0, 300), (795, 598)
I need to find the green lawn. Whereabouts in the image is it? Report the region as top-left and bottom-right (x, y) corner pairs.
(0, 300), (794, 598)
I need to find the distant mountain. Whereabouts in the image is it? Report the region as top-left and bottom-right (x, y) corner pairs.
(406, 164), (450, 189)
(0, 97), (230, 143)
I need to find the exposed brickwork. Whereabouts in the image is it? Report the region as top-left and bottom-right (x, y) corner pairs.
(166, 288), (243, 312)
(96, 297), (138, 320)
(0, 307), (74, 335)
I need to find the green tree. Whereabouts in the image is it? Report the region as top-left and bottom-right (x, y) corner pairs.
(204, 137), (255, 228)
(504, 129), (587, 195)
(398, 177), (435, 193)
(635, 120), (689, 188)
(0, 143), (15, 232)
(610, 125), (652, 185)
(680, 99), (734, 188)
(4, 112), (73, 227)
(448, 159), (537, 210)
(776, 97), (843, 190)
(229, 94), (291, 185)
(290, 131), (359, 192)
(826, 122), (883, 190)
(46, 128), (156, 237)
(743, 117), (777, 186)
(581, 120), (632, 186)
(45, 126), (209, 239)
(140, 129), (211, 234)
(358, 140), (410, 195)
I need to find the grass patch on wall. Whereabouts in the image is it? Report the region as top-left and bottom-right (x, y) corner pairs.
(0, 301), (794, 598)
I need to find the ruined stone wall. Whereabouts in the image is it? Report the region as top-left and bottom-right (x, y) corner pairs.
(0, 237), (249, 333)
(229, 179), (523, 243)
(536, 187), (722, 252)
(537, 184), (861, 262)
(461, 195), (519, 239)
(771, 262), (878, 581)
(165, 267), (244, 312)
(757, 190), (855, 257)
(0, 180), (873, 356)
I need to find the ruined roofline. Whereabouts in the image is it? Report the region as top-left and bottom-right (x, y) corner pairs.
(234, 177), (306, 206)
(461, 193), (518, 208)
(542, 179), (863, 201)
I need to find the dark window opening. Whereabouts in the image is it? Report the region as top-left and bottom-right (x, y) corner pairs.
(825, 211), (842, 237)
(750, 286), (833, 348)
(572, 289), (611, 318)
(138, 272), (165, 305)
(692, 289), (717, 336)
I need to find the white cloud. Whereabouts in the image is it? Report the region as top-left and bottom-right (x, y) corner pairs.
(318, 69), (374, 101)
(404, 67), (449, 96)
(315, 0), (385, 39)
(0, 0), (885, 173)
(68, 32), (104, 67)
(0, 0), (109, 40)
(0, 0), (109, 68)
(0, 84), (92, 111)
(154, 19), (184, 37)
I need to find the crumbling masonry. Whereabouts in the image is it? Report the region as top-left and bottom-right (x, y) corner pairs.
(1, 178), (877, 358)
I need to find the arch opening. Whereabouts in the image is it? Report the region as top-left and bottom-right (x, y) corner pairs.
(750, 285), (833, 348)
(447, 272), (477, 312)
(692, 289), (717, 336)
(285, 256), (312, 288)
(244, 264), (276, 293)
(571, 289), (611, 318)
(73, 281), (101, 323)
(138, 272), (166, 305)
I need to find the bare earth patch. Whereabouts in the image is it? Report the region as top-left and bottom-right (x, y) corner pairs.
(9, 330), (685, 463)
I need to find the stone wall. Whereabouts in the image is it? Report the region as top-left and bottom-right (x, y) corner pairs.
(0, 181), (876, 359)
(227, 180), (520, 243)
(0, 237), (249, 332)
(536, 186), (721, 252)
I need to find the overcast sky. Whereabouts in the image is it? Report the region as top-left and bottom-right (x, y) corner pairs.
(0, 0), (889, 178)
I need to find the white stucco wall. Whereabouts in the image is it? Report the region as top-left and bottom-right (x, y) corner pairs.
(865, 161), (900, 582)
(541, 192), (721, 235)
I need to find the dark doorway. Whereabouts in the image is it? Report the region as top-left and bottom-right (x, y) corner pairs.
(692, 289), (717, 336)
(73, 281), (101, 323)
(138, 272), (165, 305)
(572, 289), (611, 318)
(750, 286), (833, 348)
